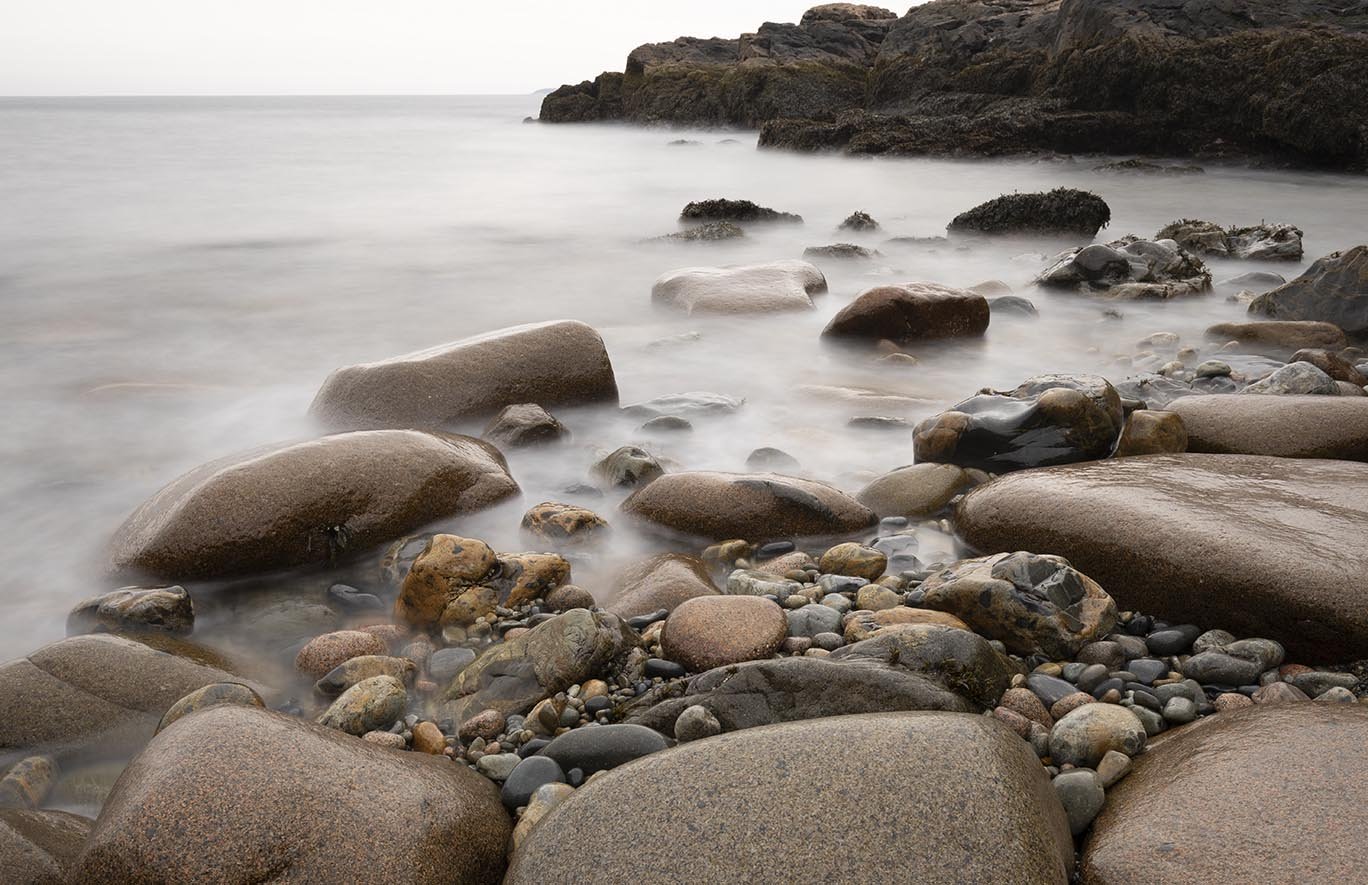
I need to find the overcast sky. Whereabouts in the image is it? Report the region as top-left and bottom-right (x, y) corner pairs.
(0, 1), (845, 95)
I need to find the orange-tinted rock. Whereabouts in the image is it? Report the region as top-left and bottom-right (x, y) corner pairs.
(661, 596), (788, 672)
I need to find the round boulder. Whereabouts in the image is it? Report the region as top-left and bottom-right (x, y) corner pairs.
(661, 596), (788, 672)
(821, 282), (989, 347)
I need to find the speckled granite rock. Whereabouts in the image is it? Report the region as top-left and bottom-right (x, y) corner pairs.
(660, 595), (788, 672)
(508, 712), (1072, 884)
(1167, 395), (1368, 460)
(606, 553), (719, 619)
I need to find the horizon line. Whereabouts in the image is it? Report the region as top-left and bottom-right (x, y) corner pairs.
(0, 91), (553, 99)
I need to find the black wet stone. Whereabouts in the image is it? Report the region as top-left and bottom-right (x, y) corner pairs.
(1129, 659), (1169, 684)
(1026, 673), (1075, 707)
(501, 756), (566, 810)
(1146, 625), (1200, 656)
(539, 723), (670, 775)
(518, 738), (551, 759)
(584, 696), (612, 716)
(1127, 689), (1161, 712)
(1092, 678), (1124, 699)
(327, 584), (385, 612)
(627, 610), (669, 631)
(645, 659), (686, 679)
(756, 541), (796, 558)
(1126, 615), (1154, 636)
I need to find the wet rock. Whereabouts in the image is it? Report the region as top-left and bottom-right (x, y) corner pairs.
(652, 260), (827, 314)
(841, 607), (969, 643)
(1049, 703), (1147, 769)
(839, 210), (879, 231)
(661, 596), (788, 672)
(656, 221), (744, 241)
(1252, 681), (1310, 704)
(1249, 245), (1368, 336)
(989, 295), (1040, 318)
(820, 282), (989, 346)
(856, 463), (973, 518)
(481, 403), (569, 448)
(1054, 768), (1106, 835)
(673, 704), (722, 742)
(316, 675), (408, 736)
(66, 586), (193, 636)
(621, 471), (875, 541)
(393, 535), (497, 631)
(295, 630), (389, 680)
(956, 453), (1368, 661)
(109, 430), (518, 583)
(919, 552), (1118, 658)
(607, 553), (718, 620)
(638, 415), (693, 434)
(509, 782), (574, 852)
(726, 569), (801, 598)
(1290, 348), (1368, 385)
(818, 542), (887, 581)
(914, 374), (1124, 473)
(0, 634), (260, 760)
(156, 682), (265, 733)
(0, 808), (91, 884)
(830, 625), (1015, 709)
(1036, 237), (1211, 300)
(73, 705), (508, 883)
(1182, 638), (1284, 685)
(803, 243), (881, 260)
(679, 198), (802, 224)
(786, 604), (843, 638)
(507, 713), (1072, 884)
(539, 723), (669, 775)
(310, 320), (618, 429)
(592, 445), (664, 489)
(314, 655), (416, 697)
(520, 502), (609, 547)
(1168, 395), (1368, 460)
(500, 756), (565, 811)
(444, 609), (637, 722)
(948, 188), (1110, 237)
(1241, 361), (1339, 395)
(1156, 219), (1304, 261)
(1082, 704), (1368, 884)
(1113, 410), (1187, 457)
(326, 583), (384, 613)
(1205, 320), (1347, 355)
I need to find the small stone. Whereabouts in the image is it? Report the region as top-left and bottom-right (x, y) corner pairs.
(316, 675), (407, 736)
(1048, 703), (1147, 768)
(1145, 625), (1200, 656)
(999, 687), (1053, 730)
(157, 682), (265, 733)
(644, 659), (686, 680)
(294, 630), (388, 680)
(1027, 673), (1077, 708)
(674, 705), (722, 742)
(412, 721), (445, 754)
(1252, 682), (1310, 704)
(510, 782), (576, 851)
(1128, 658), (1168, 685)
(1050, 693), (1095, 721)
(1076, 663), (1110, 693)
(476, 752), (522, 781)
(500, 755), (565, 808)
(1161, 696), (1198, 724)
(362, 730), (406, 749)
(1053, 769), (1105, 836)
(1316, 687), (1357, 702)
(1077, 642), (1125, 670)
(428, 647), (477, 683)
(1126, 704), (1165, 736)
(855, 584), (901, 611)
(545, 584), (596, 612)
(0, 756), (55, 809)
(818, 543), (888, 582)
(1289, 671), (1357, 696)
(992, 706), (1033, 739)
(1212, 692), (1253, 713)
(1096, 749), (1132, 788)
(460, 709), (507, 742)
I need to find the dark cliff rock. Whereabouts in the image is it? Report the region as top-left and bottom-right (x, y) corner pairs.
(540, 0), (1368, 169)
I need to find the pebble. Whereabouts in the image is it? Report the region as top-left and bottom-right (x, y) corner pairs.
(1289, 671), (1357, 696)
(855, 584), (901, 611)
(1252, 682), (1309, 704)
(999, 687), (1053, 729)
(1316, 687), (1357, 703)
(541, 724), (669, 774)
(1076, 664), (1110, 693)
(1125, 703), (1165, 736)
(787, 605), (842, 637)
(817, 575), (866, 595)
(1096, 750), (1132, 788)
(1192, 629), (1236, 654)
(1026, 674), (1076, 708)
(316, 675), (407, 736)
(459, 709), (507, 742)
(1213, 692), (1253, 713)
(1161, 696), (1198, 724)
(499, 755), (564, 807)
(1077, 641), (1125, 670)
(327, 583), (385, 613)
(1050, 693), (1095, 720)
(1053, 769), (1106, 835)
(811, 631), (844, 652)
(1049, 703), (1147, 768)
(362, 731), (406, 749)
(644, 659), (686, 679)
(1145, 625), (1200, 655)
(1128, 658), (1168, 684)
(412, 721), (446, 754)
(674, 704), (722, 742)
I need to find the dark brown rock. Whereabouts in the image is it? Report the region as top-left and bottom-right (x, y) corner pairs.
(0, 809), (91, 885)
(949, 189), (1111, 237)
(508, 713), (1072, 885)
(481, 403), (569, 448)
(660, 596), (787, 672)
(310, 320), (618, 429)
(1204, 320), (1347, 354)
(957, 454), (1368, 660)
(821, 282), (989, 346)
(72, 705), (509, 884)
(1249, 245), (1368, 335)
(520, 502), (609, 547)
(1082, 704), (1368, 884)
(66, 586), (193, 636)
(108, 430), (518, 582)
(1167, 395), (1368, 460)
(607, 553), (719, 619)
(856, 462), (974, 517)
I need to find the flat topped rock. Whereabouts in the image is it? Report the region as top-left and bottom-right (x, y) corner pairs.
(1083, 704), (1368, 884)
(621, 471), (875, 541)
(821, 282), (989, 346)
(508, 712), (1072, 885)
(1168, 394), (1368, 460)
(108, 430), (518, 582)
(652, 260), (827, 314)
(310, 320), (618, 430)
(957, 453), (1368, 661)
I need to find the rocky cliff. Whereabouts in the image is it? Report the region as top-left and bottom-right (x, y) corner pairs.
(538, 0), (1368, 168)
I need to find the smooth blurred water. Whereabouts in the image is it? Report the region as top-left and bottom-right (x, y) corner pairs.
(1, 94), (1365, 662)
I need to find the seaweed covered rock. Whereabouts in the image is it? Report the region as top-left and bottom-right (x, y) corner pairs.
(1156, 219), (1304, 261)
(820, 282), (990, 346)
(919, 552), (1118, 658)
(913, 374), (1125, 472)
(679, 198), (802, 224)
(1036, 237), (1211, 300)
(1249, 245), (1368, 336)
(948, 189), (1111, 238)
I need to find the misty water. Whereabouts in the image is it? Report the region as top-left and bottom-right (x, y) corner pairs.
(2, 92), (1365, 725)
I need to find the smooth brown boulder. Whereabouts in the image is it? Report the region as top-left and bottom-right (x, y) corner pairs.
(520, 501), (609, 547)
(1082, 703), (1368, 884)
(310, 320), (618, 429)
(0, 634), (260, 761)
(651, 260), (827, 314)
(0, 809), (91, 885)
(1113, 410), (1187, 457)
(72, 706), (509, 884)
(957, 454), (1368, 660)
(661, 596), (787, 672)
(1167, 395), (1368, 460)
(842, 607), (969, 642)
(508, 713), (1072, 885)
(1290, 348), (1368, 385)
(821, 282), (990, 346)
(856, 463), (974, 517)
(108, 430), (518, 582)
(1248, 244), (1368, 336)
(607, 553), (719, 619)
(621, 471), (875, 541)
(1204, 320), (1347, 354)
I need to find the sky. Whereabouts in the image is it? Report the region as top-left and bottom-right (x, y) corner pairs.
(0, 1), (844, 96)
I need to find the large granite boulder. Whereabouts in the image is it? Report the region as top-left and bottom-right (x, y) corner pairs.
(1156, 219), (1303, 261)
(1249, 245), (1368, 335)
(957, 453), (1368, 660)
(914, 374), (1125, 472)
(0, 634), (259, 764)
(1168, 395), (1368, 460)
(652, 260), (827, 314)
(508, 713), (1073, 884)
(621, 471), (875, 540)
(108, 430), (518, 582)
(606, 553), (719, 619)
(1035, 237), (1211, 300)
(444, 609), (637, 722)
(310, 320), (619, 430)
(71, 706), (509, 884)
(948, 189), (1111, 237)
(1082, 704), (1368, 884)
(0, 809), (91, 885)
(820, 282), (990, 346)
